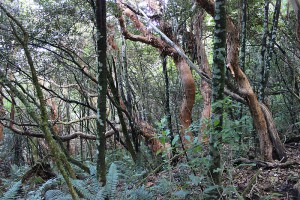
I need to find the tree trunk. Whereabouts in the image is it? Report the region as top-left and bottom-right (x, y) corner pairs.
(194, 12), (212, 143)
(0, 87), (4, 142)
(107, 72), (137, 162)
(173, 55), (196, 144)
(117, 3), (196, 146)
(162, 55), (175, 146)
(196, 0), (280, 162)
(0, 5), (79, 199)
(289, 0), (300, 46)
(95, 0), (107, 184)
(260, 0), (281, 102)
(209, 0), (226, 193)
(259, 0), (269, 101)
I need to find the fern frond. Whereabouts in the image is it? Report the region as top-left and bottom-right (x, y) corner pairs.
(1, 181), (22, 200)
(44, 190), (72, 200)
(95, 187), (105, 200)
(124, 186), (154, 200)
(133, 188), (154, 200)
(71, 178), (98, 200)
(85, 162), (97, 176)
(104, 163), (119, 200)
(26, 177), (62, 200)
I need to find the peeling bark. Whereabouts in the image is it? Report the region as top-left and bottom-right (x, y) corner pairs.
(226, 18), (273, 161)
(174, 55), (196, 144)
(139, 121), (170, 155)
(196, 0), (279, 161)
(117, 2), (196, 145)
(194, 12), (211, 143)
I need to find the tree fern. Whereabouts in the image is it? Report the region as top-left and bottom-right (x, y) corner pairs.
(0, 181), (22, 200)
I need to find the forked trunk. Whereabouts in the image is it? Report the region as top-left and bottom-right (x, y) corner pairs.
(226, 18), (273, 161)
(196, 0), (286, 161)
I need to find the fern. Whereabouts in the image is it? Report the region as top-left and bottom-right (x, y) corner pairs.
(70, 163), (119, 200)
(0, 181), (22, 200)
(104, 163), (118, 200)
(26, 177), (62, 200)
(71, 178), (99, 200)
(23, 163), (120, 200)
(123, 186), (154, 200)
(44, 190), (72, 200)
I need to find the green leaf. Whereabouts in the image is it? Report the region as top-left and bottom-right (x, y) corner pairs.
(213, 168), (222, 173)
(188, 174), (204, 185)
(203, 185), (219, 193)
(213, 119), (220, 126)
(184, 135), (191, 142)
(172, 135), (180, 146)
(173, 190), (190, 197)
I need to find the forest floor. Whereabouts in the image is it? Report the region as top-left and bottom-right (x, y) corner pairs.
(143, 143), (300, 200)
(233, 143), (300, 199)
(0, 143), (299, 199)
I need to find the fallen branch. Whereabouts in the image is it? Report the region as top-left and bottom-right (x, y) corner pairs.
(6, 124), (118, 141)
(242, 169), (262, 198)
(234, 158), (300, 169)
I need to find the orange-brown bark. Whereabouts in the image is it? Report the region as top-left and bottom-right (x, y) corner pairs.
(117, 2), (196, 145)
(226, 18), (273, 161)
(173, 55), (196, 143)
(107, 23), (119, 51)
(139, 121), (170, 155)
(194, 13), (212, 143)
(196, 0), (275, 161)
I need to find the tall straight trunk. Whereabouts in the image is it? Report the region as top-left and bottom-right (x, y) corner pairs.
(259, 0), (269, 101)
(209, 0), (226, 191)
(95, 0), (107, 184)
(0, 87), (4, 141)
(240, 0), (247, 71)
(260, 0), (281, 102)
(10, 88), (24, 166)
(162, 55), (174, 146)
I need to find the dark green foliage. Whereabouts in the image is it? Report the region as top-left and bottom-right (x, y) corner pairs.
(44, 190), (72, 200)
(0, 181), (22, 200)
(123, 186), (154, 200)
